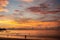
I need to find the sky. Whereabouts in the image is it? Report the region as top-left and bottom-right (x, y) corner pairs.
(0, 0), (60, 28)
(0, 0), (60, 39)
(0, 0), (60, 21)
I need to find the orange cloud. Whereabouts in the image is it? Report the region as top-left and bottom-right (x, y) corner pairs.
(0, 19), (59, 28)
(0, 7), (9, 12)
(22, 0), (33, 2)
(18, 20), (60, 28)
(0, 7), (4, 12)
(4, 9), (9, 12)
(0, 0), (8, 6)
(0, 0), (9, 12)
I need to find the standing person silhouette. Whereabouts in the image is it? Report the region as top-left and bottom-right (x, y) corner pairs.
(25, 35), (27, 39)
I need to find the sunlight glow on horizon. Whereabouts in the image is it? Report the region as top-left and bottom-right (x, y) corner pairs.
(0, 19), (59, 28)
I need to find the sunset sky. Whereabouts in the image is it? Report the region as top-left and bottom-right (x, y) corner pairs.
(0, 0), (60, 28)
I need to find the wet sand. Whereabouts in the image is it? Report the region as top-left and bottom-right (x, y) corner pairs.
(0, 30), (60, 40)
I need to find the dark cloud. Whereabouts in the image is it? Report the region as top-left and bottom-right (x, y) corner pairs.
(27, 7), (40, 13)
(26, 2), (60, 21)
(26, 2), (60, 14)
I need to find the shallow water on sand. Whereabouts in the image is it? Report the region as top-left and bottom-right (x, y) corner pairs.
(0, 30), (60, 40)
